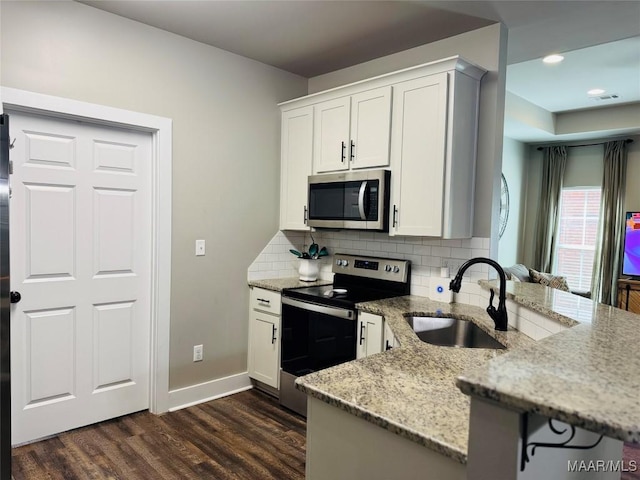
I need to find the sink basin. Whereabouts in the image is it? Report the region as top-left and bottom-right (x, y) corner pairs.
(406, 316), (505, 349)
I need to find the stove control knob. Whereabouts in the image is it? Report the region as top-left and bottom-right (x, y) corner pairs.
(342, 260), (349, 267)
(385, 265), (392, 272)
(393, 266), (400, 273)
(336, 259), (342, 266)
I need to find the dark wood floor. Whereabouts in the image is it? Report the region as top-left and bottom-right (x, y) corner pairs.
(623, 442), (640, 480)
(11, 388), (640, 479)
(11, 389), (306, 480)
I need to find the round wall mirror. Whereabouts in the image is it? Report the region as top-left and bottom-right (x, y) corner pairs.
(499, 173), (510, 238)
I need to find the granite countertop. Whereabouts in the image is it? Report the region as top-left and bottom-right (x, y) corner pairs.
(479, 279), (592, 326)
(462, 280), (640, 444)
(248, 277), (331, 292)
(295, 295), (535, 464)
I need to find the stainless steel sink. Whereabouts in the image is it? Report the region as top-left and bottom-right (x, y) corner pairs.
(406, 316), (505, 349)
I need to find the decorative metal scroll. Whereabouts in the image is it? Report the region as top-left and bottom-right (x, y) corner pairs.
(520, 415), (604, 472)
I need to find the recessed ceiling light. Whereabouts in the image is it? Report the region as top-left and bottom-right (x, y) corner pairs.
(588, 88), (606, 96)
(543, 54), (564, 64)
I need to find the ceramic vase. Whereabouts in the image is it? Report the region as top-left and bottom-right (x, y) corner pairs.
(298, 259), (319, 281)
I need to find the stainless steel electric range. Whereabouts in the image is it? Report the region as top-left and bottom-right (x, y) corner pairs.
(280, 253), (411, 416)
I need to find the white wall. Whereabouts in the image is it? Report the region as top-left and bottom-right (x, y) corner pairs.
(0, 0), (308, 391)
(499, 137), (527, 266)
(563, 145), (603, 188)
(308, 23), (508, 242)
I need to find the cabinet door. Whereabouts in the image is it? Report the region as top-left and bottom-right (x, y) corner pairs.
(280, 106), (313, 231)
(356, 312), (384, 359)
(313, 97), (350, 173)
(248, 310), (280, 389)
(618, 281), (640, 314)
(383, 321), (396, 351)
(350, 86), (392, 170)
(390, 73), (448, 236)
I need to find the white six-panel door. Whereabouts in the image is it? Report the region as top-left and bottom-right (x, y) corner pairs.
(9, 111), (152, 444)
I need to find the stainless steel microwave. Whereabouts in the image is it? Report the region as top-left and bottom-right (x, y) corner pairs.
(307, 170), (390, 231)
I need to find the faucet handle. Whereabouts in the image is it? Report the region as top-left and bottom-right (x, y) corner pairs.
(487, 288), (498, 318)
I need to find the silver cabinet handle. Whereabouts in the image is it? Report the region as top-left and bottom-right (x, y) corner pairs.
(358, 181), (367, 220)
(282, 297), (355, 320)
(271, 324), (277, 344)
(350, 140), (355, 162)
(341, 141), (346, 162)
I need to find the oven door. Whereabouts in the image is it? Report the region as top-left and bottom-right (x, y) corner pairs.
(280, 297), (357, 416)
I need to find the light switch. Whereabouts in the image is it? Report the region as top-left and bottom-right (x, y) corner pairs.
(195, 239), (206, 256)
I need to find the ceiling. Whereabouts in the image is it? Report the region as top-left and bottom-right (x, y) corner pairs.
(79, 0), (640, 143)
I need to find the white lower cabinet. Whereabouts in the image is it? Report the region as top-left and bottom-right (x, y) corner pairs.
(248, 287), (281, 389)
(383, 321), (397, 351)
(356, 312), (384, 359)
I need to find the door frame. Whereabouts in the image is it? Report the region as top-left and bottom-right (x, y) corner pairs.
(1, 87), (172, 414)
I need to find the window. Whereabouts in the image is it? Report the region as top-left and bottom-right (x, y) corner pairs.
(554, 188), (601, 291)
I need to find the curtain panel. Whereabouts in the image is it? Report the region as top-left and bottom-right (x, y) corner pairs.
(533, 146), (567, 272)
(592, 140), (629, 305)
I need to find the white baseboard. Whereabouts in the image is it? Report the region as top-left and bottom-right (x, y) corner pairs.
(168, 372), (252, 411)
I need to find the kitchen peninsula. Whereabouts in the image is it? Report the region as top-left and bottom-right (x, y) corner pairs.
(296, 281), (637, 480)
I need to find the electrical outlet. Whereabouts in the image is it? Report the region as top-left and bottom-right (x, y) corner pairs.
(193, 344), (203, 362)
(195, 239), (206, 256)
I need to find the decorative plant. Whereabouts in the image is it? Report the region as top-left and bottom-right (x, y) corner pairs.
(289, 234), (328, 260)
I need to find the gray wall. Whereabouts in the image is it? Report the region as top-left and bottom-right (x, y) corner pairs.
(0, 0), (308, 390)
(309, 23), (508, 241)
(498, 137), (527, 266)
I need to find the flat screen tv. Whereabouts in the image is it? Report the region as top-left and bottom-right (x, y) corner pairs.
(622, 212), (640, 277)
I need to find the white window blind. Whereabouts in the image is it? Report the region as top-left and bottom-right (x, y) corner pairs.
(554, 188), (601, 291)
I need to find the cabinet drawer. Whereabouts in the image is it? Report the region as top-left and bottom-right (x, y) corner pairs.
(250, 287), (282, 314)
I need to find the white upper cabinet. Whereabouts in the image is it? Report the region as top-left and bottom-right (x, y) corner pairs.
(349, 87), (392, 170)
(389, 73), (448, 237)
(389, 70), (482, 238)
(313, 86), (392, 174)
(279, 106), (313, 231)
(313, 97), (350, 173)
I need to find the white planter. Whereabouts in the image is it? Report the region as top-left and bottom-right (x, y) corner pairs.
(299, 259), (320, 281)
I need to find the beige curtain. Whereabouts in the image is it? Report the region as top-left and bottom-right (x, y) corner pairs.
(533, 146), (567, 272)
(592, 140), (629, 305)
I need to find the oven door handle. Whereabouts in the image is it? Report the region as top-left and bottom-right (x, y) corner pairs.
(358, 181), (368, 220)
(282, 297), (356, 320)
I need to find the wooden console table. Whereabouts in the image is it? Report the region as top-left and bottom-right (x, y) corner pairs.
(618, 279), (640, 314)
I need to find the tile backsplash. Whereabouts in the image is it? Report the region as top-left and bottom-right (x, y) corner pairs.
(248, 230), (493, 306)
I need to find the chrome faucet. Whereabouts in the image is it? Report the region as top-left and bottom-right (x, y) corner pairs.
(449, 257), (508, 331)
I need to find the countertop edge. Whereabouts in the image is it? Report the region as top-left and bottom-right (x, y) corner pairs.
(247, 277), (332, 292)
(456, 376), (638, 443)
(296, 380), (468, 464)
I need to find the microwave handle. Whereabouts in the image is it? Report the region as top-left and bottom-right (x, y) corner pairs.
(358, 181), (368, 220)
